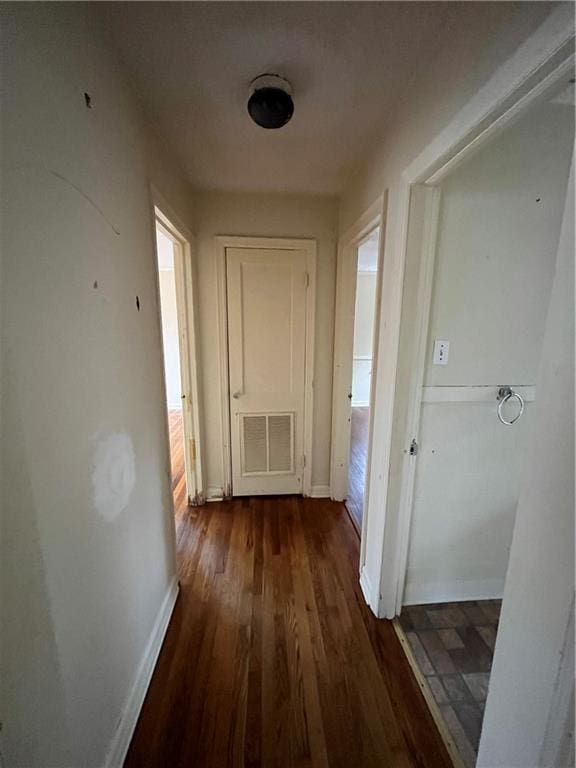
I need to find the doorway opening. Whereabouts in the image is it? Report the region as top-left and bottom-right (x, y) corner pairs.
(346, 227), (380, 534)
(154, 207), (204, 518)
(393, 82), (574, 767)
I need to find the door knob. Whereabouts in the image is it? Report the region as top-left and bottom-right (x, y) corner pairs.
(233, 390), (242, 400)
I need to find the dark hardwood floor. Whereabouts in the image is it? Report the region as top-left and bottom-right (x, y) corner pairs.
(125, 443), (452, 768)
(346, 406), (369, 534)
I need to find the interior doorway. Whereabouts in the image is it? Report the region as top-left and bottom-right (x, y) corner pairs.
(393, 83), (574, 767)
(346, 228), (380, 533)
(154, 207), (204, 517)
(217, 236), (317, 498)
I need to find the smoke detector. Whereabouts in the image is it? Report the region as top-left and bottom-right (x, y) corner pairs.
(247, 74), (294, 129)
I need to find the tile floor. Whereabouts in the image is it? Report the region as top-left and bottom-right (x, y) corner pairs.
(399, 600), (502, 767)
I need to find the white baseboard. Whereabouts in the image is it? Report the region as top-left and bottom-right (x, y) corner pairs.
(105, 576), (179, 768)
(206, 485), (224, 501)
(206, 486), (332, 501)
(310, 485), (331, 498)
(403, 577), (504, 606)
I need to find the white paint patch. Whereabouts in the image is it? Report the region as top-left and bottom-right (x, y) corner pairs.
(92, 432), (136, 522)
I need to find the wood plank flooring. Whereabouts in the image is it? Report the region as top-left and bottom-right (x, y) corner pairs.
(399, 601), (502, 767)
(125, 494), (452, 768)
(346, 406), (369, 534)
(168, 408), (188, 520)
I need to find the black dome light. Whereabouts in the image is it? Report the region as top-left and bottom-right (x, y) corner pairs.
(247, 74), (294, 129)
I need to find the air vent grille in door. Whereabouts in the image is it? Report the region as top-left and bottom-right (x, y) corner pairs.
(243, 415), (267, 473)
(241, 413), (294, 475)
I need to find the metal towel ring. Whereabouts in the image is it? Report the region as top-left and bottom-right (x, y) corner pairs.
(497, 386), (524, 426)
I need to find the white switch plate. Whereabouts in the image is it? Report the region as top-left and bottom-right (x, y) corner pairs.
(433, 339), (449, 365)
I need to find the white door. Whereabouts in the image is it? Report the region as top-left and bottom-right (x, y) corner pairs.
(227, 247), (308, 495)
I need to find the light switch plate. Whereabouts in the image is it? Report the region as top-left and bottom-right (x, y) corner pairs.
(433, 339), (449, 365)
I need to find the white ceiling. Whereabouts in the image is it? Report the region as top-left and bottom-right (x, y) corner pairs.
(96, 3), (461, 195)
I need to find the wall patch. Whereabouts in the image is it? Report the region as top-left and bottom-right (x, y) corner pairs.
(92, 432), (136, 522)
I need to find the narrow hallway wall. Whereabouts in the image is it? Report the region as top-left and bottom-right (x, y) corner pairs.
(0, 5), (194, 765)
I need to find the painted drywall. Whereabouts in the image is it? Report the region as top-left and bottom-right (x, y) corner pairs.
(352, 272), (376, 406)
(403, 101), (574, 604)
(425, 102), (574, 388)
(477, 159), (574, 767)
(191, 191), (338, 498)
(0, 5), (192, 766)
(156, 231), (182, 409)
(337, 1), (561, 615)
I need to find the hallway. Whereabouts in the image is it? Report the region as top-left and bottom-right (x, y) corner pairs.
(4, 5), (573, 767)
(125, 495), (451, 767)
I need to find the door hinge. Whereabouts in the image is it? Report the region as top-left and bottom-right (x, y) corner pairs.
(302, 454), (306, 468)
(409, 438), (418, 456)
(304, 271), (309, 289)
(190, 438), (196, 462)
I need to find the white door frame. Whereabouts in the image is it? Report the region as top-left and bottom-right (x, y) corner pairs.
(215, 235), (317, 498)
(151, 190), (205, 505)
(374, 9), (574, 618)
(329, 198), (386, 565)
(330, 198), (382, 500)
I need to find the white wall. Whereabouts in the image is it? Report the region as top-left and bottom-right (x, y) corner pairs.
(156, 230), (182, 409)
(192, 190), (338, 498)
(425, 102), (574, 388)
(0, 5), (192, 766)
(477, 159), (574, 768)
(352, 272), (376, 406)
(403, 101), (574, 604)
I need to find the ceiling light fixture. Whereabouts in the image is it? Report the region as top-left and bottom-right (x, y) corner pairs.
(247, 74), (294, 130)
